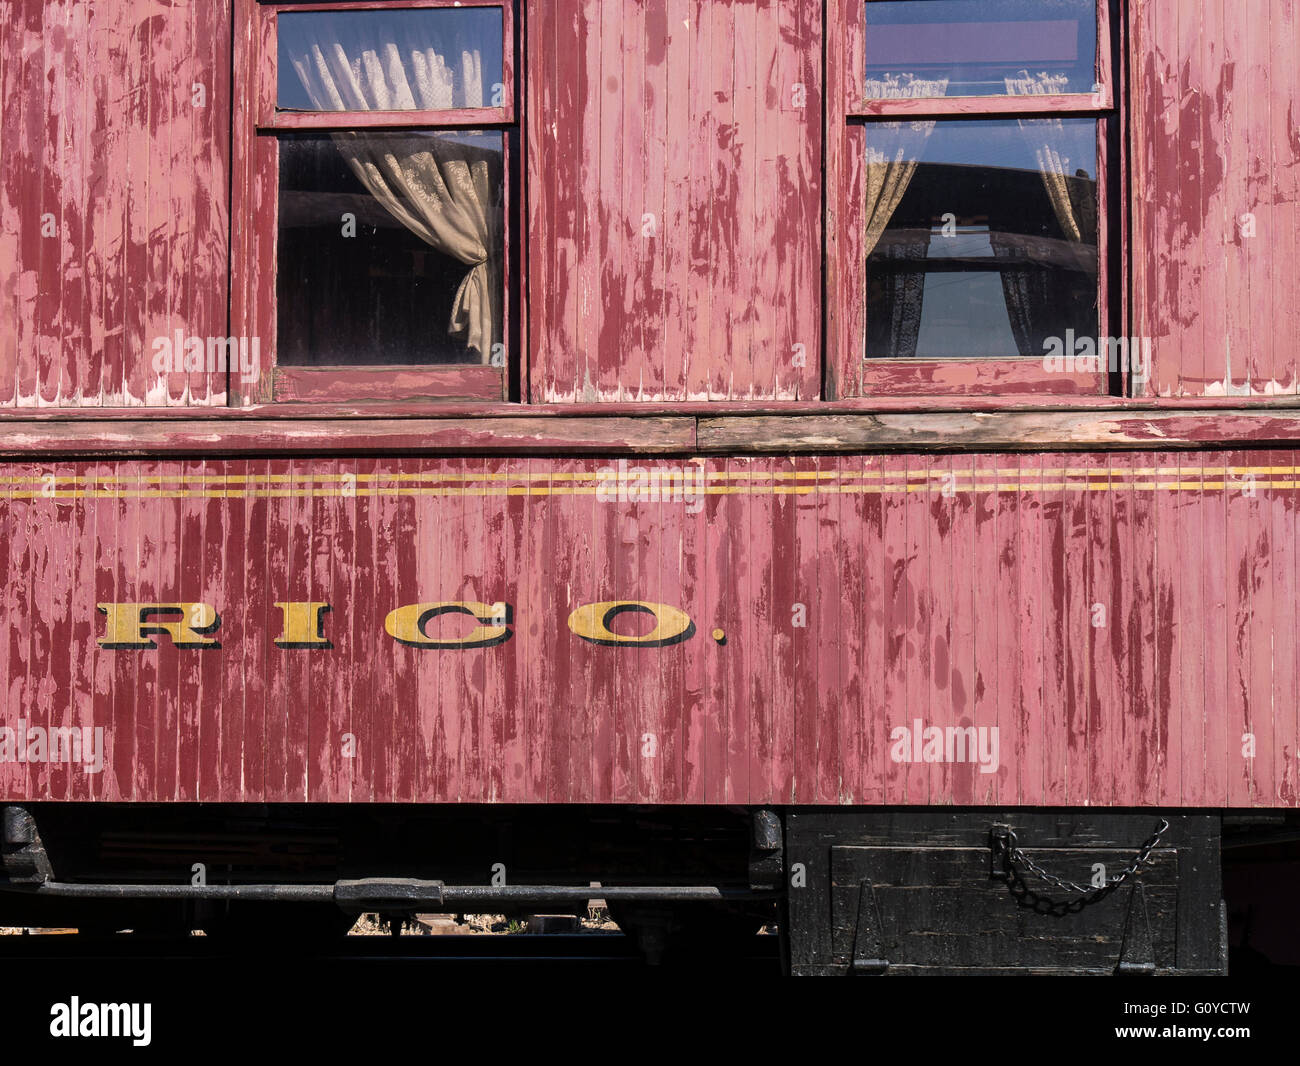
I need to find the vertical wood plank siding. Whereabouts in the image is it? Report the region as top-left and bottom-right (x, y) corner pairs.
(4, 1), (1298, 405)
(0, 0), (230, 407)
(526, 0), (822, 402)
(2, 0), (1300, 819)
(2, 453), (1297, 808)
(1131, 0), (1300, 397)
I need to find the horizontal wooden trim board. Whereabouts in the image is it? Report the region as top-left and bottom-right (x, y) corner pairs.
(2, 410), (1300, 457)
(262, 106), (513, 130)
(272, 366), (505, 403)
(695, 412), (1300, 453)
(9, 463), (1300, 501)
(8, 397), (1300, 422)
(0, 418), (697, 457)
(851, 93), (1110, 118)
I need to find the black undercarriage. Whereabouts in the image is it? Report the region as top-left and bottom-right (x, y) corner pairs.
(2, 803), (1296, 973)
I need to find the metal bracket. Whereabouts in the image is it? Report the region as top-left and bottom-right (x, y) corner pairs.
(749, 807), (784, 891)
(1115, 882), (1156, 975)
(850, 880), (889, 975)
(989, 824), (1012, 879)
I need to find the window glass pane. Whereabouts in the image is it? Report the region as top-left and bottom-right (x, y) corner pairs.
(863, 118), (1097, 360)
(277, 131), (504, 366)
(864, 0), (1097, 98)
(278, 8), (504, 111)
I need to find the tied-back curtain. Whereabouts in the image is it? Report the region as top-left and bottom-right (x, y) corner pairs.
(862, 75), (950, 257)
(996, 70), (1097, 356)
(862, 75), (948, 357)
(1004, 69), (1093, 265)
(283, 19), (499, 362)
(333, 134), (500, 360)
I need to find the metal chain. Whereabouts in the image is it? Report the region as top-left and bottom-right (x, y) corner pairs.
(991, 819), (1169, 917)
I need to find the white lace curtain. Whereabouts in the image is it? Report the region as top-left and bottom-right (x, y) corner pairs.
(282, 17), (499, 361)
(996, 70), (1097, 356)
(1004, 69), (1096, 262)
(283, 15), (486, 111)
(861, 75), (950, 357)
(862, 74), (950, 257)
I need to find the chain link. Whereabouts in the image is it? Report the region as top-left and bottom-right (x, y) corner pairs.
(991, 819), (1169, 917)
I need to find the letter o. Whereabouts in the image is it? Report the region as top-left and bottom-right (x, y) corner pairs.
(566, 601), (695, 647)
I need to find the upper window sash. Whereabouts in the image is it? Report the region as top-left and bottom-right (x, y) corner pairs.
(252, 0), (516, 130)
(846, 0), (1115, 116)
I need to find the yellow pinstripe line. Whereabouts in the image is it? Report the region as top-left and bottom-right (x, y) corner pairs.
(4, 481), (1299, 500)
(3, 464), (1295, 487)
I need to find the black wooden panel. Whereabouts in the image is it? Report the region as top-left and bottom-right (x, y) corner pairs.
(830, 846), (1177, 970)
(785, 810), (1223, 975)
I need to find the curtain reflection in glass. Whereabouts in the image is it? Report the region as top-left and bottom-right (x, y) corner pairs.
(863, 118), (1097, 360)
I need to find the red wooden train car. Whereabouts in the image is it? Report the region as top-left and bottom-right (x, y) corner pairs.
(2, 0), (1298, 973)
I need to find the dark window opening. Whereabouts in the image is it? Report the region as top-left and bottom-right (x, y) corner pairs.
(276, 131), (504, 368)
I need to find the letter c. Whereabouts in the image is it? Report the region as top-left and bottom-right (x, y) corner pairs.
(385, 602), (512, 648)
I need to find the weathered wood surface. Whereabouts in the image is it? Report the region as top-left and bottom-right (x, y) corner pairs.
(272, 367), (506, 405)
(1130, 0), (1300, 397)
(0, 0), (231, 407)
(10, 395), (1300, 421)
(0, 417), (699, 456)
(1, 453), (1297, 806)
(8, 409), (1300, 456)
(526, 0), (822, 402)
(696, 412), (1300, 452)
(4, 0), (1299, 406)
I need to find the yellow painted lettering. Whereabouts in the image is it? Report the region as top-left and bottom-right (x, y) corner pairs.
(384, 602), (512, 648)
(273, 602), (332, 648)
(566, 601), (695, 647)
(97, 603), (221, 649)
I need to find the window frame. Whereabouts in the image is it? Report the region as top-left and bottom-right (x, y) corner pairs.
(826, 0), (1125, 399)
(232, 0), (517, 406)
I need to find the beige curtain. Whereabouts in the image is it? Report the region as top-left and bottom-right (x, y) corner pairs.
(284, 19), (498, 361)
(1005, 69), (1094, 267)
(862, 75), (950, 257)
(995, 71), (1097, 356)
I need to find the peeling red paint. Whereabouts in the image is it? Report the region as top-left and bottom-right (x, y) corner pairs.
(1, 1), (1300, 825)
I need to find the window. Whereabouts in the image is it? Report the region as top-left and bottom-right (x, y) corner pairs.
(828, 0), (1120, 397)
(233, 1), (516, 404)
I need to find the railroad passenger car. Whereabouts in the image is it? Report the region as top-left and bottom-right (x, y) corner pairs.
(2, 0), (1299, 973)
